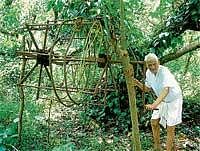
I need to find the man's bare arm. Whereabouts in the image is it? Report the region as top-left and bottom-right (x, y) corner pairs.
(153, 87), (169, 106)
(146, 87), (169, 110)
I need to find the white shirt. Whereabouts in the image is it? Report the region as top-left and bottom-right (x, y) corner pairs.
(145, 65), (182, 102)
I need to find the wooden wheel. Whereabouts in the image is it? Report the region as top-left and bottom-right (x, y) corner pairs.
(18, 18), (119, 106)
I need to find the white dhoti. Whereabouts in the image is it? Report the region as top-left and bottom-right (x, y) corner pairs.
(151, 99), (183, 128)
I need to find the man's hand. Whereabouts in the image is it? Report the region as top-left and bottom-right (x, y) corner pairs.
(145, 104), (158, 110)
(133, 78), (139, 86)
(133, 78), (150, 92)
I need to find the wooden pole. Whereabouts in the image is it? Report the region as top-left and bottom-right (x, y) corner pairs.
(18, 36), (26, 144)
(119, 0), (142, 150)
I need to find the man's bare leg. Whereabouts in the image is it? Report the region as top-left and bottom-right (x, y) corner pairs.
(166, 125), (176, 151)
(151, 119), (161, 151)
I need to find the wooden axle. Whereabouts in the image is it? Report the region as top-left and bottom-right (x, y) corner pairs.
(17, 51), (144, 65)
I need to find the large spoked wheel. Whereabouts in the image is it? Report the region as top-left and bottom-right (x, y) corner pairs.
(17, 18), (120, 143)
(62, 20), (119, 104)
(18, 18), (120, 106)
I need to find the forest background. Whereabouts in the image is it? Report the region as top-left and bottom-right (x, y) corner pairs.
(0, 0), (199, 150)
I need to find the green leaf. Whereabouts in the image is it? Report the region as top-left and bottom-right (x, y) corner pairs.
(52, 143), (76, 151)
(47, 0), (55, 11)
(54, 0), (64, 12)
(113, 108), (120, 114)
(0, 146), (6, 151)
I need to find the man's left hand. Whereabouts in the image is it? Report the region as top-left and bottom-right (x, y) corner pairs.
(145, 104), (158, 110)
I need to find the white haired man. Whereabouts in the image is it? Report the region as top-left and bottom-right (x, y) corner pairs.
(133, 53), (183, 151)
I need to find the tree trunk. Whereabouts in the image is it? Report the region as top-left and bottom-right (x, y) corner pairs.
(119, 1), (142, 150)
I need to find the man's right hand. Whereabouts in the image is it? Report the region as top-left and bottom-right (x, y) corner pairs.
(133, 78), (150, 92)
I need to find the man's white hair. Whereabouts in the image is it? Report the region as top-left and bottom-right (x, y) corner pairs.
(144, 53), (159, 62)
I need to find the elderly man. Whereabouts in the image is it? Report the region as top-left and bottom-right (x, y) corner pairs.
(134, 53), (183, 151)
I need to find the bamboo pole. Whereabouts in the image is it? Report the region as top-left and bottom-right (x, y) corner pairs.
(18, 36), (26, 144)
(18, 85), (25, 145)
(119, 0), (142, 150)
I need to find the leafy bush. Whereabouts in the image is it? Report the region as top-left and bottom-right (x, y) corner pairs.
(82, 73), (154, 134)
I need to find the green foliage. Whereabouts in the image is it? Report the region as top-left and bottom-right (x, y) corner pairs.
(0, 99), (18, 149)
(52, 143), (76, 151)
(81, 68), (132, 133)
(0, 1), (21, 30)
(0, 90), (47, 150)
(140, 132), (152, 150)
(149, 0), (173, 18)
(179, 100), (200, 138)
(150, 0), (200, 55)
(47, 0), (64, 12)
(167, 53), (200, 100)
(51, 131), (130, 151)
(0, 0), (199, 150)
(0, 39), (20, 59)
(83, 72), (154, 134)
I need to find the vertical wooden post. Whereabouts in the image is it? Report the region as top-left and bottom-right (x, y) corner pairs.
(18, 84), (25, 144)
(119, 0), (142, 150)
(47, 99), (53, 144)
(18, 36), (26, 144)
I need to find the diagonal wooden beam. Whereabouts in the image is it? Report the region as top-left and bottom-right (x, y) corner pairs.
(26, 24), (40, 50)
(19, 63), (38, 84)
